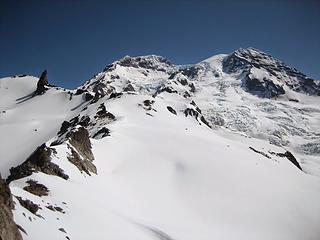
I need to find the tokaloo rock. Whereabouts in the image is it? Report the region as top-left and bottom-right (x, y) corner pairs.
(35, 70), (49, 95)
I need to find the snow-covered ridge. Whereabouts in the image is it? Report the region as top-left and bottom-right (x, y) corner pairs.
(1, 47), (320, 240)
(76, 48), (320, 175)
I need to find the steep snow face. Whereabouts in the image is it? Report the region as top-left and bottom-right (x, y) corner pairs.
(1, 48), (320, 240)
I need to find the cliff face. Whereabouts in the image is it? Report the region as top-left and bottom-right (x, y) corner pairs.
(0, 174), (22, 240)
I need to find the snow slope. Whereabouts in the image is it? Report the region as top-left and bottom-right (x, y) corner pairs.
(1, 48), (320, 240)
(0, 76), (84, 177)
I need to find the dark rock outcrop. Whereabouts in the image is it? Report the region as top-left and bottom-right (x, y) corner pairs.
(16, 197), (40, 216)
(91, 92), (102, 104)
(58, 228), (67, 233)
(223, 48), (320, 97)
(154, 86), (178, 97)
(57, 121), (72, 136)
(199, 116), (211, 128)
(92, 127), (110, 139)
(103, 64), (115, 72)
(167, 106), (177, 115)
(67, 127), (97, 175)
(79, 115), (91, 127)
(0, 174), (23, 240)
(181, 66), (200, 79)
(75, 89), (86, 95)
(95, 103), (116, 120)
(249, 146), (271, 159)
(184, 108), (211, 128)
(123, 83), (135, 92)
(67, 148), (97, 175)
(183, 91), (191, 98)
(189, 83), (196, 93)
(190, 101), (202, 113)
(117, 55), (171, 72)
(269, 150), (303, 171)
(84, 92), (94, 101)
(184, 108), (200, 118)
(68, 127), (94, 162)
(141, 99), (155, 111)
(7, 144), (69, 183)
(57, 115), (91, 138)
(46, 205), (65, 213)
(109, 92), (123, 99)
(23, 179), (49, 197)
(244, 74), (285, 98)
(35, 70), (49, 95)
(143, 99), (154, 107)
(178, 78), (188, 86)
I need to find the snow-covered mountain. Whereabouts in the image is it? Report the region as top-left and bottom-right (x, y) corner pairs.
(1, 48), (320, 240)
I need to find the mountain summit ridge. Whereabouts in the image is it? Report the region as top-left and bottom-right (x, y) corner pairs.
(83, 47), (319, 100)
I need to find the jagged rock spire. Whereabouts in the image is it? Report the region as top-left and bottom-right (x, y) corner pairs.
(35, 70), (48, 95)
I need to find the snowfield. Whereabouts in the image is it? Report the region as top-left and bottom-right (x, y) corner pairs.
(1, 48), (320, 240)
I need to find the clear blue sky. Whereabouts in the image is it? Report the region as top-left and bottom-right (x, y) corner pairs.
(1, 0), (319, 88)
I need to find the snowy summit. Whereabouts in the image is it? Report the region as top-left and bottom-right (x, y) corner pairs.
(0, 48), (320, 240)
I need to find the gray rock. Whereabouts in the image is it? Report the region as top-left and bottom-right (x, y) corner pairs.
(67, 127), (97, 175)
(0, 174), (23, 240)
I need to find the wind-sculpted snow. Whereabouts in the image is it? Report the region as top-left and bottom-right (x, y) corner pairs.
(1, 48), (320, 240)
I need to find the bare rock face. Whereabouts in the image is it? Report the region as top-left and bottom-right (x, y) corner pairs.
(7, 144), (69, 183)
(117, 55), (172, 72)
(67, 148), (97, 175)
(68, 127), (94, 161)
(35, 70), (49, 95)
(123, 83), (135, 92)
(244, 74), (286, 98)
(0, 174), (23, 240)
(95, 103), (116, 120)
(223, 48), (320, 97)
(184, 107), (211, 128)
(16, 197), (40, 216)
(67, 127), (97, 175)
(92, 127), (110, 139)
(23, 179), (49, 197)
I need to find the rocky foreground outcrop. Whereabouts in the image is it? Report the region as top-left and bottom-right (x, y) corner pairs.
(0, 174), (22, 240)
(7, 144), (69, 183)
